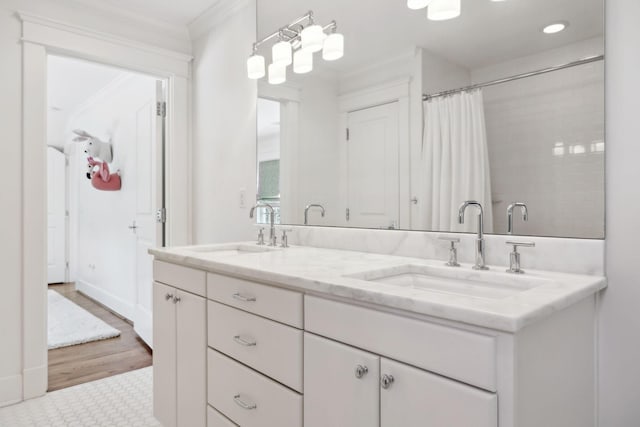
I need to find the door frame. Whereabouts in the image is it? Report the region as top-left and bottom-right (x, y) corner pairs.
(338, 79), (411, 229)
(20, 12), (192, 399)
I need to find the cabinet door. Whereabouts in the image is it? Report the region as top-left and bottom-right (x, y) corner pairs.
(304, 333), (380, 427)
(380, 358), (498, 427)
(176, 290), (207, 427)
(153, 282), (177, 427)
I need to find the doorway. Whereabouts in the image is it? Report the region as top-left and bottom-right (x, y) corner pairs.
(46, 55), (164, 390)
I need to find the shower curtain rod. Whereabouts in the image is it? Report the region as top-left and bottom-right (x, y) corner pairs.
(422, 54), (604, 101)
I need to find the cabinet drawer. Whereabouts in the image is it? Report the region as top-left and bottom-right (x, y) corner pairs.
(208, 406), (238, 427)
(208, 301), (303, 392)
(154, 260), (206, 297)
(305, 295), (497, 391)
(207, 273), (303, 328)
(208, 349), (302, 427)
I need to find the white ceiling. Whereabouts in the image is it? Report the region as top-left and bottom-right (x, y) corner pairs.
(258, 0), (604, 71)
(70, 0), (220, 27)
(47, 56), (130, 147)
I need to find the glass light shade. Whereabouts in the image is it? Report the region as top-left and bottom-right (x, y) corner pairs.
(268, 63), (286, 84)
(322, 33), (344, 61)
(293, 49), (313, 74)
(427, 0), (461, 21)
(247, 54), (265, 79)
(407, 0), (433, 10)
(301, 25), (325, 53)
(272, 41), (292, 66)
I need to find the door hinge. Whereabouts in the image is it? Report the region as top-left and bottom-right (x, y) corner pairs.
(346, 208), (350, 221)
(346, 128), (350, 141)
(156, 101), (167, 118)
(156, 208), (167, 223)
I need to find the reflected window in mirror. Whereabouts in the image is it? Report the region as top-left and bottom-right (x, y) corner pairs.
(256, 97), (281, 225)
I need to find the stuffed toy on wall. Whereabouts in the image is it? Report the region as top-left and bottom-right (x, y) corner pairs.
(86, 157), (121, 191)
(73, 129), (113, 163)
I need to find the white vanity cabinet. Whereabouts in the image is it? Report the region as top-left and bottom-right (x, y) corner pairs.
(304, 333), (497, 427)
(206, 272), (304, 427)
(153, 261), (207, 427)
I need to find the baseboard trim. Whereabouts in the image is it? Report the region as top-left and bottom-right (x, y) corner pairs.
(23, 365), (47, 399)
(0, 374), (22, 408)
(76, 280), (135, 321)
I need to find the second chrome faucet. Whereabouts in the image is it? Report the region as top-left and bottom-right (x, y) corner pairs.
(458, 200), (489, 270)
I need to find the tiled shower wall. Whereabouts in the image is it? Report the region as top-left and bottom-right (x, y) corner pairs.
(482, 60), (605, 238)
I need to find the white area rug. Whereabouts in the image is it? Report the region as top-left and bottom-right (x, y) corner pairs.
(48, 289), (121, 349)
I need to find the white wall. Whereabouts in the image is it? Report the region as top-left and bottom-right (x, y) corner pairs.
(67, 74), (157, 320)
(599, 0), (640, 425)
(0, 4), (25, 407)
(191, 0), (258, 244)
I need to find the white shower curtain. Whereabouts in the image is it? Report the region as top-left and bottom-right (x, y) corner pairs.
(420, 90), (493, 232)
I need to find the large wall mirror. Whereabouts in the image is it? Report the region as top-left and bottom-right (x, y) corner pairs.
(255, 0), (604, 239)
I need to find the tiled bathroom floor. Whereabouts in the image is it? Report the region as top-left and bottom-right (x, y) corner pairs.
(0, 367), (159, 426)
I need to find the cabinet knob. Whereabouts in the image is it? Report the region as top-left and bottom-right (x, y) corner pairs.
(380, 374), (395, 389)
(355, 365), (369, 379)
(173, 295), (181, 304)
(233, 394), (257, 410)
(165, 293), (173, 301)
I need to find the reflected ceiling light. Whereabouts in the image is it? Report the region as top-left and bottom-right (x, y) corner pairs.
(293, 49), (313, 74)
(543, 22), (568, 34)
(428, 0), (461, 21)
(407, 0), (433, 10)
(247, 11), (343, 84)
(268, 63), (286, 85)
(323, 31), (344, 61)
(272, 38), (292, 66)
(247, 53), (265, 79)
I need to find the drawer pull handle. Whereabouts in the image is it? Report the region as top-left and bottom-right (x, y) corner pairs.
(233, 335), (257, 347)
(381, 374), (395, 390)
(355, 365), (369, 379)
(233, 394), (257, 410)
(232, 292), (256, 302)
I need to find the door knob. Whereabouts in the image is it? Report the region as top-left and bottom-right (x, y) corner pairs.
(165, 293), (173, 301)
(173, 295), (181, 304)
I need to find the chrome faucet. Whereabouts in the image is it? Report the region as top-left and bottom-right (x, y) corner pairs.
(304, 204), (325, 225)
(458, 200), (489, 270)
(250, 202), (277, 246)
(507, 202), (528, 235)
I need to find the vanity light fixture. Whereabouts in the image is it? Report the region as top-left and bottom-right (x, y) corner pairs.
(247, 11), (343, 84)
(428, 0), (462, 21)
(542, 22), (568, 34)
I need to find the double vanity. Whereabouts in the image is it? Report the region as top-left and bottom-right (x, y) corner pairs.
(150, 236), (605, 427)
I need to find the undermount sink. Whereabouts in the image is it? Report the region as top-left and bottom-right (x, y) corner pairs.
(182, 243), (279, 256)
(347, 264), (550, 300)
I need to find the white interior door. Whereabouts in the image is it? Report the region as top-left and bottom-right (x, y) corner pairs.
(47, 147), (66, 284)
(133, 80), (165, 347)
(346, 102), (399, 229)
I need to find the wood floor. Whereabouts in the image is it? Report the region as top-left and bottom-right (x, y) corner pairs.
(47, 283), (152, 392)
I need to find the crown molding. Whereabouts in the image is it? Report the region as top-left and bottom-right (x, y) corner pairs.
(18, 11), (193, 63)
(188, 0), (252, 41)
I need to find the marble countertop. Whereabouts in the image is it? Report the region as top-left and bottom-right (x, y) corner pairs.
(149, 243), (606, 332)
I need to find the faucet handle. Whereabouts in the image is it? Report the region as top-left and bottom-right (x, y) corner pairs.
(506, 241), (535, 274)
(280, 228), (293, 248)
(439, 236), (460, 267)
(255, 227), (265, 246)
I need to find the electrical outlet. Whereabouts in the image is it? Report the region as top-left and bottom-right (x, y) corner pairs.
(239, 188), (246, 208)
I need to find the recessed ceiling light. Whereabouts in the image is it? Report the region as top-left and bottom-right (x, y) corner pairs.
(543, 22), (568, 34)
